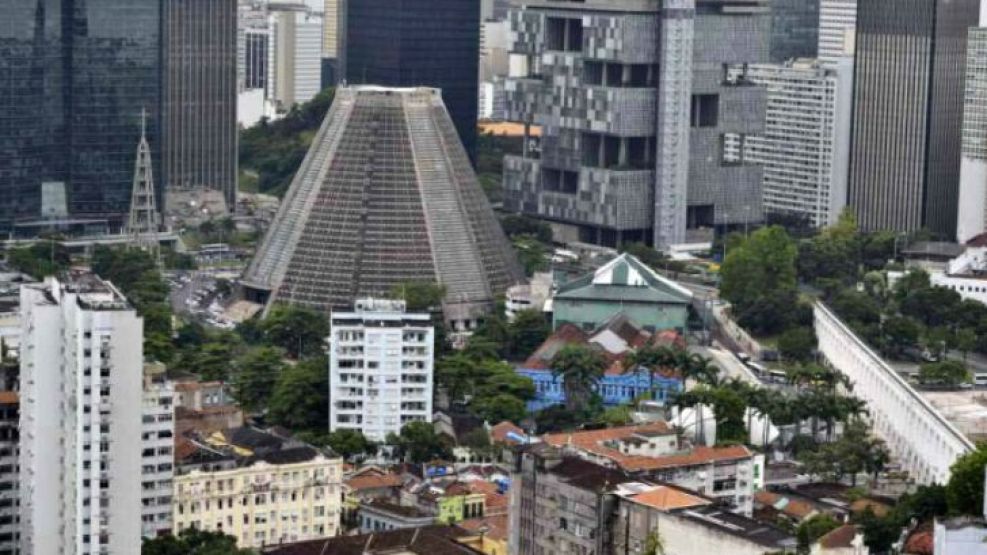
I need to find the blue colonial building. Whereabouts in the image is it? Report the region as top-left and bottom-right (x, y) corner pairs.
(515, 313), (685, 412)
(517, 368), (683, 412)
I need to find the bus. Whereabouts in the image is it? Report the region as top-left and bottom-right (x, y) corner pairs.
(974, 373), (987, 387)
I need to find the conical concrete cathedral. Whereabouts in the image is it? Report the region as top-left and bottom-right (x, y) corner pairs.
(243, 86), (524, 327)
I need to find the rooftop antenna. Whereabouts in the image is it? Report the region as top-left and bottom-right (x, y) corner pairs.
(126, 108), (161, 258)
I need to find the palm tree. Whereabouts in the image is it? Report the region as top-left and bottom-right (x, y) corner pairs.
(623, 344), (677, 400)
(550, 344), (608, 412)
(682, 352), (721, 386)
(674, 385), (718, 445)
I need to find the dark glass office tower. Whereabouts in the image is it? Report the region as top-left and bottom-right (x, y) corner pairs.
(848, 0), (978, 235)
(163, 0), (238, 210)
(769, 0), (820, 62)
(341, 0), (480, 161)
(0, 0), (162, 235)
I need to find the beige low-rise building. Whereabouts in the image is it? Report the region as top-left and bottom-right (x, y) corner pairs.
(173, 444), (343, 549)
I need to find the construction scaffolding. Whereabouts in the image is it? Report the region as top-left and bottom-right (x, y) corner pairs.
(243, 86), (524, 325)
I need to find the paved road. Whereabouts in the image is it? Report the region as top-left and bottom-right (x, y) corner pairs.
(692, 343), (762, 386)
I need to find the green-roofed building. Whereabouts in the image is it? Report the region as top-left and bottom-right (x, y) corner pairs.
(551, 253), (693, 333)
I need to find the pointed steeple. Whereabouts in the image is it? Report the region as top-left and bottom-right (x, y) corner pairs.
(126, 108), (160, 255)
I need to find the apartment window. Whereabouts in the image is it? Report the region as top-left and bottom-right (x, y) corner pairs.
(690, 94), (719, 127)
(546, 17), (583, 52)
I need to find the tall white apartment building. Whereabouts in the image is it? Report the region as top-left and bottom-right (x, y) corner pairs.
(957, 19), (987, 243)
(19, 273), (144, 555)
(737, 58), (853, 227)
(268, 7), (324, 110)
(141, 367), (175, 539)
(817, 0), (856, 63)
(329, 299), (433, 442)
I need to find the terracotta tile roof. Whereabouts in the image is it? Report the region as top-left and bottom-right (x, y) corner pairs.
(755, 492), (818, 520)
(850, 498), (891, 518)
(630, 486), (710, 510)
(345, 471), (404, 492)
(457, 514), (509, 542)
(522, 324), (589, 369)
(818, 524), (858, 549)
(175, 437), (198, 462)
(0, 391), (17, 404)
(543, 423), (752, 471)
(490, 421), (525, 444)
(465, 480), (508, 513)
(903, 522), (933, 555)
(651, 329), (686, 348)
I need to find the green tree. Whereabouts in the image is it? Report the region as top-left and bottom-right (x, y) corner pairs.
(777, 327), (817, 362)
(918, 360), (969, 387)
(956, 328), (978, 361)
(391, 421), (452, 463)
(550, 344), (608, 412)
(472, 393), (527, 424)
(260, 304), (328, 358)
(902, 286), (963, 328)
(509, 309), (550, 360)
(796, 514), (841, 553)
(882, 316), (922, 357)
(720, 226), (799, 335)
(388, 281), (447, 312)
(142, 528), (254, 555)
(946, 443), (987, 516)
(325, 429), (373, 460)
(239, 88), (335, 197)
(91, 246), (174, 361)
(6, 239), (71, 279)
(174, 339), (241, 381)
(268, 356), (328, 430)
(500, 214), (553, 244)
(231, 347), (286, 413)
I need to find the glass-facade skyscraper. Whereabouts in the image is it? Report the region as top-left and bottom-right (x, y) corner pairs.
(0, 0), (162, 236)
(848, 0), (979, 236)
(341, 0), (480, 161)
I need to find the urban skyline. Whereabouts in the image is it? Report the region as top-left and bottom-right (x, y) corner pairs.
(3, 1), (987, 554)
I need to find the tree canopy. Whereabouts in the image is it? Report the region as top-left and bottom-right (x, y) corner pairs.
(142, 529), (254, 555)
(239, 88), (335, 197)
(720, 226), (799, 335)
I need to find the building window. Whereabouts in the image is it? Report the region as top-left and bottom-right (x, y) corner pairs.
(690, 94), (719, 127)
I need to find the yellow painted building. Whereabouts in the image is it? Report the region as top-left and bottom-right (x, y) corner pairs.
(173, 449), (343, 549)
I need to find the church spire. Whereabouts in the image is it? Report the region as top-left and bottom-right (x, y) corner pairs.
(126, 108), (160, 255)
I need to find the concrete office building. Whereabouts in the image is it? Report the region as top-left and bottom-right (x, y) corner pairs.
(163, 0), (238, 212)
(769, 0), (820, 62)
(847, 0), (979, 235)
(19, 273), (144, 554)
(141, 369), (175, 539)
(740, 58), (853, 227)
(503, 0), (768, 250)
(329, 299), (434, 442)
(269, 7), (324, 111)
(958, 24), (987, 243)
(817, 0), (856, 63)
(341, 0), (481, 160)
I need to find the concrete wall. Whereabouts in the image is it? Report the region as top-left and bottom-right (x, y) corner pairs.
(814, 302), (973, 484)
(552, 300), (688, 333)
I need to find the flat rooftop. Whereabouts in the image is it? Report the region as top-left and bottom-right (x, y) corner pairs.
(920, 390), (987, 442)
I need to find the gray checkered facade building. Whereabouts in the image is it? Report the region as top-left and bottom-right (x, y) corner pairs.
(503, 0), (768, 249)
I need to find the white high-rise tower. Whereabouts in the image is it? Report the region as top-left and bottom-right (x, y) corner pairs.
(19, 273), (144, 555)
